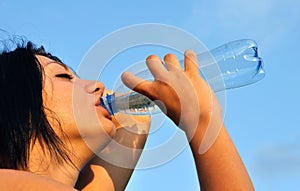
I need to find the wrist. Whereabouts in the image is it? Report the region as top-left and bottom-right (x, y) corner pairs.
(188, 111), (224, 154)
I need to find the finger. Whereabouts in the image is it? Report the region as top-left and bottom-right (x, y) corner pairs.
(146, 55), (166, 79)
(121, 71), (152, 96)
(164, 53), (182, 71)
(184, 49), (199, 74)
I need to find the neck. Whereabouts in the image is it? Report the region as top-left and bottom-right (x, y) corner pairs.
(28, 141), (93, 187)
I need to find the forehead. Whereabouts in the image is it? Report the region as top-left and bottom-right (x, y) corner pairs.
(36, 55), (68, 70)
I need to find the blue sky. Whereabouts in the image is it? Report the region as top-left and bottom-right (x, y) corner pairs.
(1, 0), (300, 190)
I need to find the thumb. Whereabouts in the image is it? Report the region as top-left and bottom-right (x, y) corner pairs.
(121, 71), (153, 97)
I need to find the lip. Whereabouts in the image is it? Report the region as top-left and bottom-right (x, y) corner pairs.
(95, 95), (112, 120)
(95, 96), (101, 107)
(98, 105), (112, 120)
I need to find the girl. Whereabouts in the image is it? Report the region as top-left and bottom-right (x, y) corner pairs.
(0, 41), (254, 190)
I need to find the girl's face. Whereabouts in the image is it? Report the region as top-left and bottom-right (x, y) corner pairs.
(37, 55), (116, 154)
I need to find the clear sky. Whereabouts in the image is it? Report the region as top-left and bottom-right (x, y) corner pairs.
(1, 0), (300, 190)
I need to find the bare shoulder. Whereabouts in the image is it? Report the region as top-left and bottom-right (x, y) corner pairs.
(0, 169), (77, 191)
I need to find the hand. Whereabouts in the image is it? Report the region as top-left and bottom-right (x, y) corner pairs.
(121, 50), (222, 139)
(122, 50), (255, 191)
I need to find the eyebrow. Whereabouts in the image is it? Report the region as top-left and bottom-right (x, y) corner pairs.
(47, 61), (69, 70)
(47, 61), (80, 78)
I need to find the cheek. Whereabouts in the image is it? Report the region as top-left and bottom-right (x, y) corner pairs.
(43, 82), (77, 136)
(43, 86), (72, 115)
(43, 80), (115, 148)
(53, 90), (78, 136)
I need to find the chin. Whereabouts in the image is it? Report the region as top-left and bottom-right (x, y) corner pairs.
(102, 119), (117, 138)
(107, 123), (117, 138)
(81, 124), (116, 154)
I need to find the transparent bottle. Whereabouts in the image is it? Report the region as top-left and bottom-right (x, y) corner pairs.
(100, 39), (265, 115)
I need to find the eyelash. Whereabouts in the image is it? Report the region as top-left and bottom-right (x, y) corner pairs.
(55, 73), (74, 80)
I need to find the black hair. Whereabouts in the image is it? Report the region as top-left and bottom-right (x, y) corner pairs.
(0, 40), (74, 170)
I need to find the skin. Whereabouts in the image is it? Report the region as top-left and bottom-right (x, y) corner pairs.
(30, 56), (150, 190)
(121, 50), (255, 190)
(76, 113), (150, 191)
(0, 50), (254, 190)
(28, 55), (117, 186)
(0, 169), (77, 191)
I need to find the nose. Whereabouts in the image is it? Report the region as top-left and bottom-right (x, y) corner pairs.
(85, 80), (105, 95)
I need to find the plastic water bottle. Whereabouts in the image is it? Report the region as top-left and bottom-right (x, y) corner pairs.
(100, 39), (265, 115)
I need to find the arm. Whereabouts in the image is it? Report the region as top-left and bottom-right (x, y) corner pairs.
(75, 114), (150, 191)
(0, 169), (77, 191)
(190, 112), (254, 190)
(121, 50), (254, 190)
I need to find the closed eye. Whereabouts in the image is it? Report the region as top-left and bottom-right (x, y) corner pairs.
(55, 73), (74, 80)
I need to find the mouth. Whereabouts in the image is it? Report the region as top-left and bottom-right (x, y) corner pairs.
(95, 96), (112, 120)
(96, 105), (112, 120)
